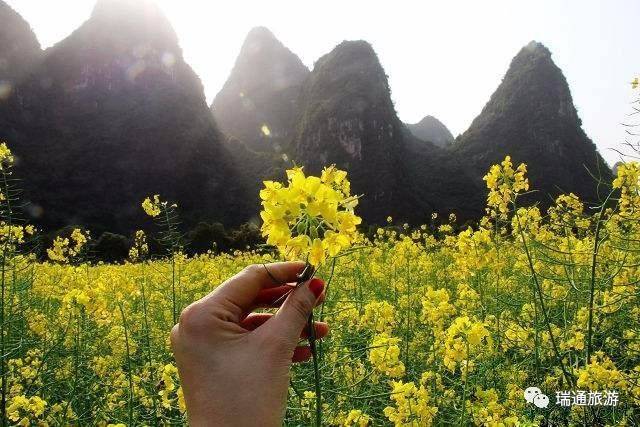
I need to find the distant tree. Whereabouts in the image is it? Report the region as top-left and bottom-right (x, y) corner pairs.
(186, 222), (231, 255)
(90, 232), (130, 264)
(228, 223), (262, 250)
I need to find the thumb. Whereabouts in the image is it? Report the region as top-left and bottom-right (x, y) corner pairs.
(269, 278), (325, 346)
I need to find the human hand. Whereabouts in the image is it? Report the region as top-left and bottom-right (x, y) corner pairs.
(170, 261), (327, 426)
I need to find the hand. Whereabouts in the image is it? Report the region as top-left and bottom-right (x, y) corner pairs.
(170, 261), (327, 426)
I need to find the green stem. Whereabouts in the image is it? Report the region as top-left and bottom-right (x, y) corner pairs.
(1, 253), (6, 427)
(308, 312), (321, 427)
(587, 191), (613, 364)
(171, 254), (177, 325)
(140, 268), (159, 426)
(297, 263), (321, 427)
(459, 342), (470, 426)
(0, 170), (13, 427)
(404, 255), (411, 373)
(515, 208), (575, 387)
(118, 302), (135, 426)
(318, 258), (337, 360)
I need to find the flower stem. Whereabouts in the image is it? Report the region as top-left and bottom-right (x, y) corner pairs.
(308, 311), (321, 427)
(296, 263), (321, 427)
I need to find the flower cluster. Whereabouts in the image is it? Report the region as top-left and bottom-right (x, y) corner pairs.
(0, 223), (35, 248)
(369, 333), (405, 378)
(0, 141), (14, 170)
(383, 380), (438, 426)
(141, 195), (163, 217)
(613, 162), (640, 215)
(47, 228), (90, 262)
(128, 230), (149, 261)
(7, 395), (47, 425)
(443, 316), (492, 372)
(576, 352), (628, 391)
(548, 193), (589, 230)
(361, 300), (396, 333)
(341, 409), (371, 426)
(483, 156), (529, 218)
(260, 166), (361, 266)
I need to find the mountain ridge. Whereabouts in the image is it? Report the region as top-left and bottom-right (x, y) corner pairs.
(406, 115), (454, 147)
(291, 40), (484, 224)
(0, 10), (614, 234)
(0, 1), (41, 96)
(1, 0), (251, 234)
(453, 40), (611, 206)
(212, 26), (309, 153)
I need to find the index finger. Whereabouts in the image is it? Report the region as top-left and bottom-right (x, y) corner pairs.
(202, 261), (305, 320)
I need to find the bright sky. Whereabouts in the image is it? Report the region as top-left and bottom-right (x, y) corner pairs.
(7, 0), (640, 166)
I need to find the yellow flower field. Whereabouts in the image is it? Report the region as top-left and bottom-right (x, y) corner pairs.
(1, 148), (640, 426)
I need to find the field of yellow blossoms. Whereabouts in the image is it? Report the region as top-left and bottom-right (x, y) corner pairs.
(1, 138), (640, 426)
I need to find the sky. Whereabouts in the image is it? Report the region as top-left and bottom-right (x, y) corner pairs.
(7, 0), (640, 166)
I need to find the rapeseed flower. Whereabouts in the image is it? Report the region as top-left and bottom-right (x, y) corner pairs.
(483, 156), (529, 218)
(260, 165), (360, 266)
(47, 228), (90, 262)
(0, 142), (14, 170)
(142, 195), (163, 217)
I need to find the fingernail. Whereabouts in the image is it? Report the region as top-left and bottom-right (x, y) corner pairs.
(308, 278), (324, 299)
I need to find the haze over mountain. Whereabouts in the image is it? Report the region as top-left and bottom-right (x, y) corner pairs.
(0, 0), (249, 233)
(0, 1), (41, 96)
(0, 2), (614, 236)
(212, 26), (309, 153)
(406, 115), (454, 147)
(453, 41), (611, 206)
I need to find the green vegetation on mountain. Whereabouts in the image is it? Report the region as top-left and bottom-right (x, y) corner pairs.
(0, 7), (613, 236)
(453, 41), (612, 207)
(291, 40), (483, 224)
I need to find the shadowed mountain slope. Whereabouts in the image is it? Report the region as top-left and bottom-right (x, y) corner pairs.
(291, 40), (483, 224)
(453, 41), (612, 207)
(1, 0), (250, 233)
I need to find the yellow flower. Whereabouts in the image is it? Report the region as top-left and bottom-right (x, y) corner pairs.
(483, 156), (529, 218)
(632, 77), (639, 89)
(47, 229), (89, 262)
(0, 142), (14, 170)
(613, 162), (640, 215)
(129, 230), (149, 261)
(7, 395), (47, 424)
(260, 165), (360, 266)
(309, 238), (325, 266)
(369, 333), (405, 378)
(47, 237), (70, 262)
(443, 316), (492, 372)
(383, 380), (438, 426)
(343, 409), (371, 426)
(141, 194), (162, 217)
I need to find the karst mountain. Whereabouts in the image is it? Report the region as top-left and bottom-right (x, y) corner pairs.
(0, 0), (249, 234)
(453, 41), (611, 206)
(0, 3), (613, 235)
(406, 115), (454, 147)
(290, 40), (483, 224)
(0, 1), (41, 149)
(0, 1), (41, 86)
(212, 26), (309, 153)
(211, 27), (310, 209)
